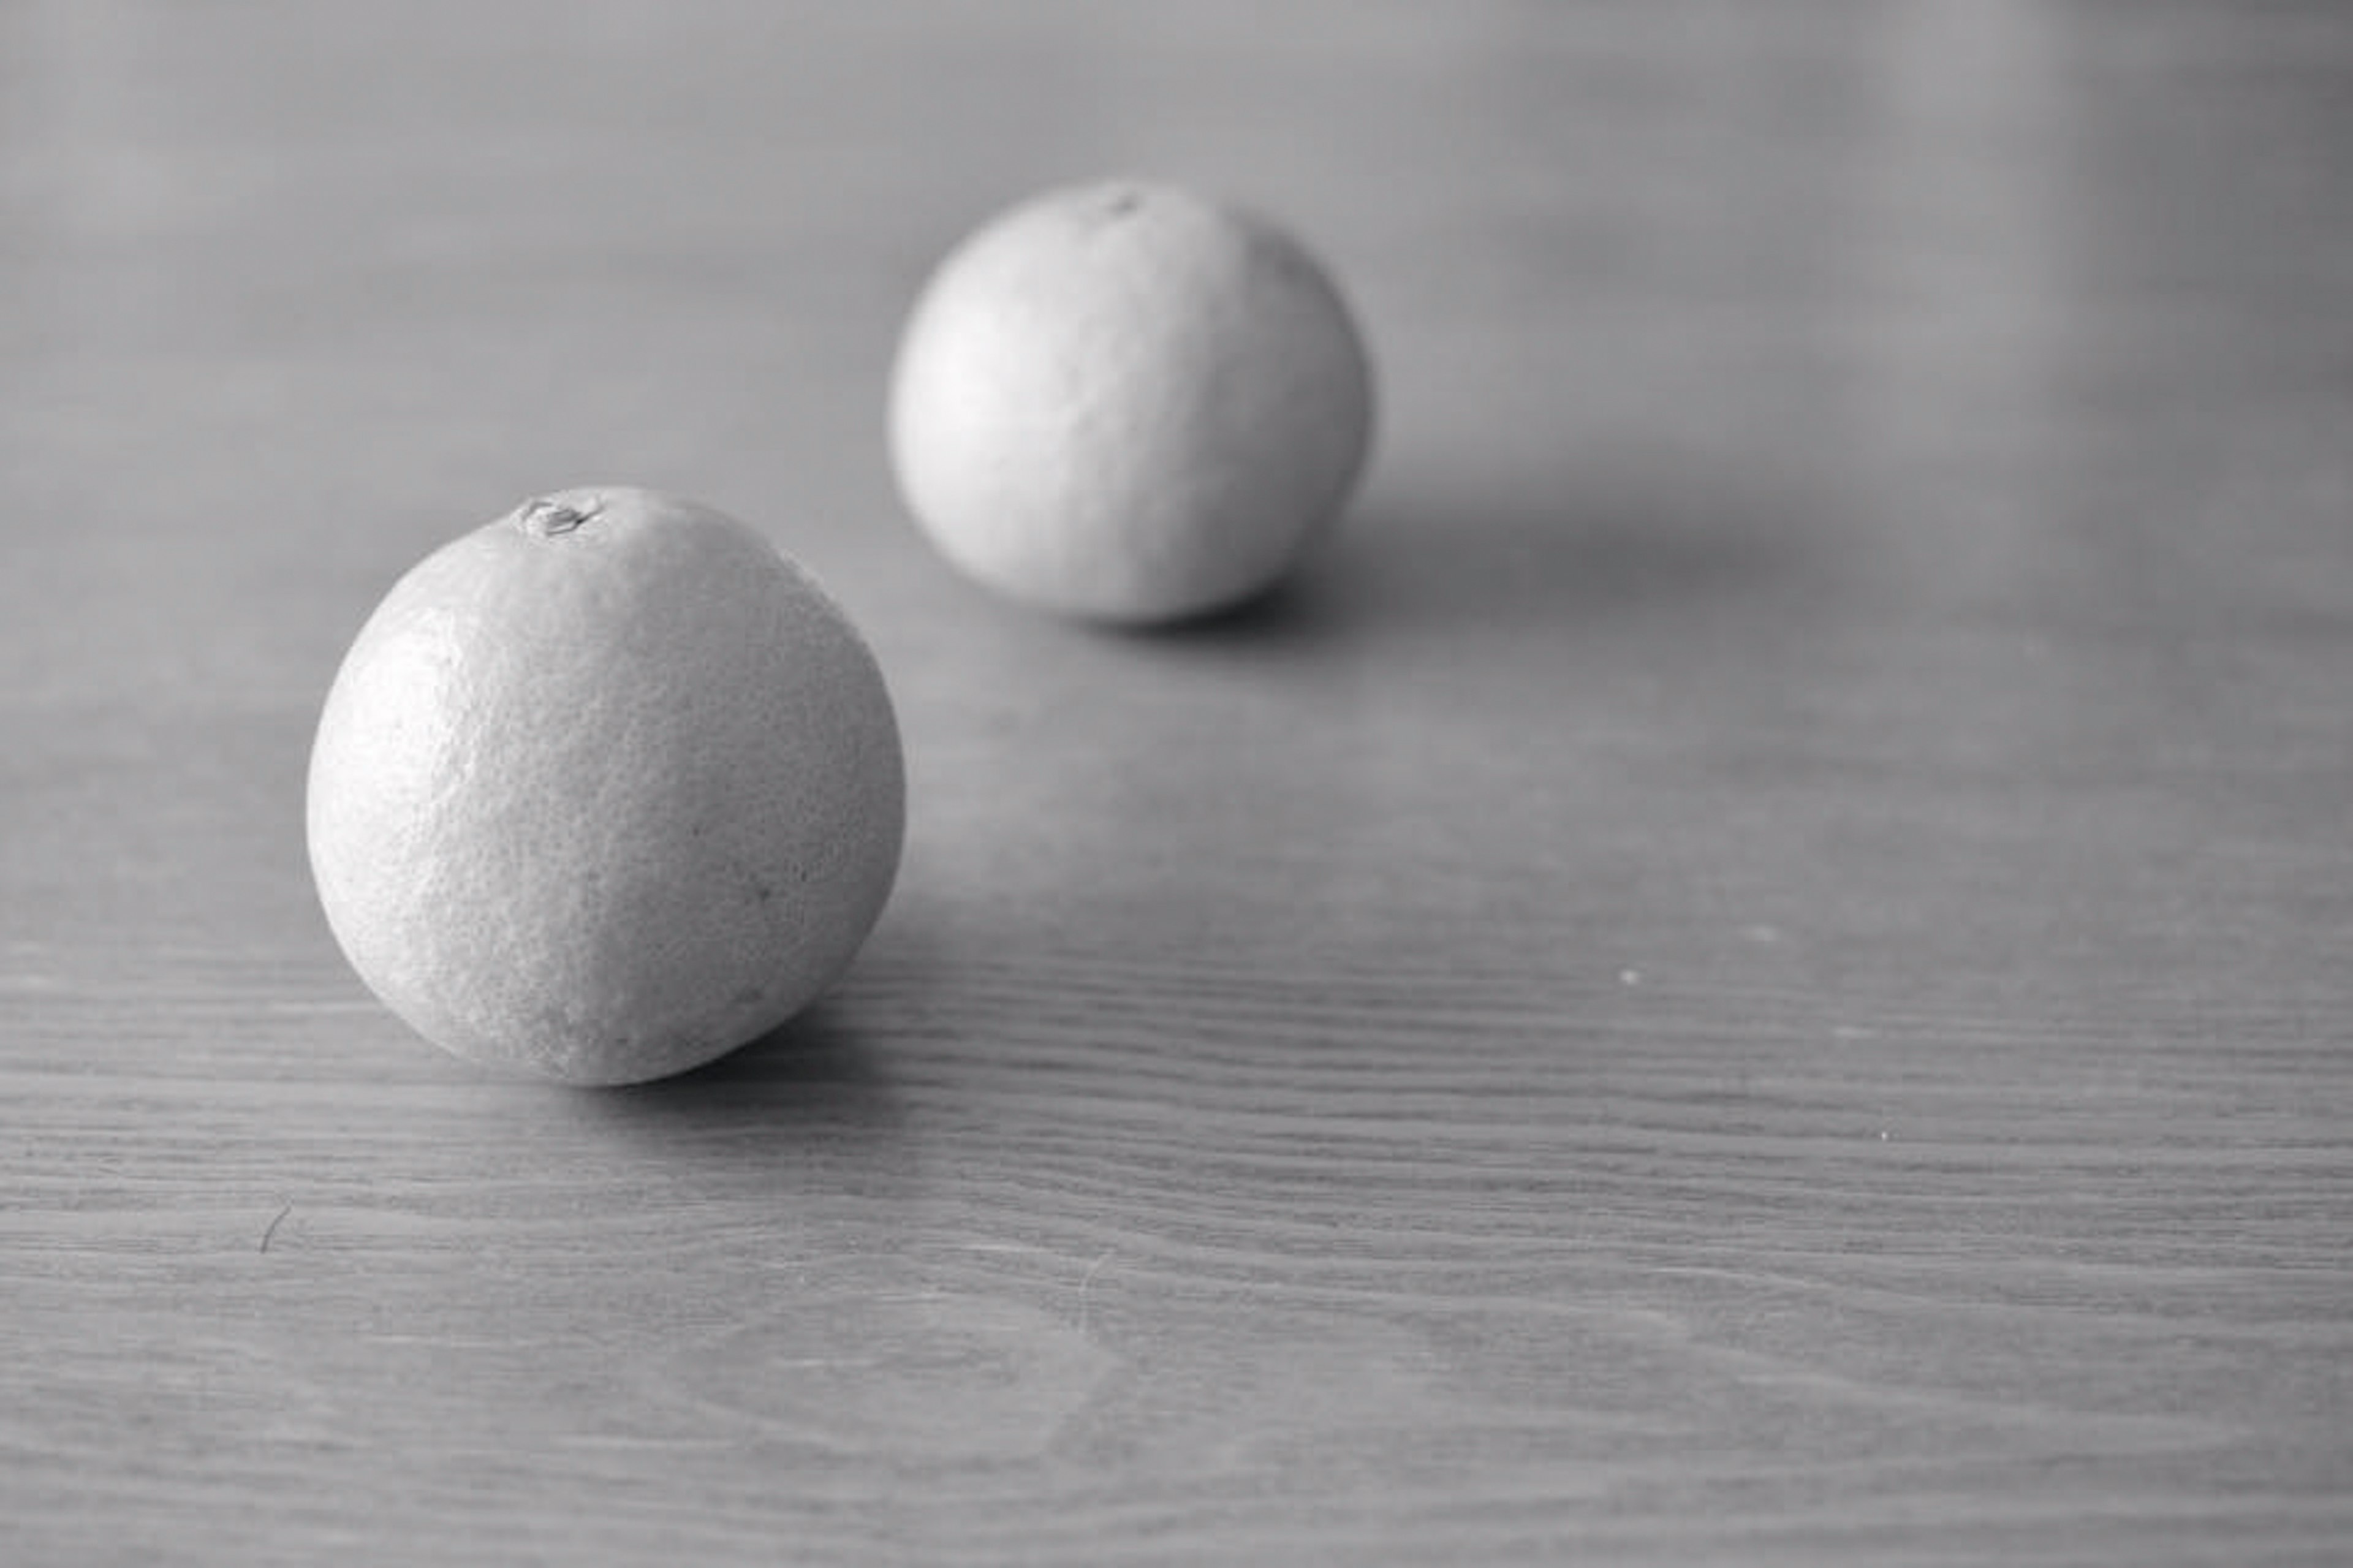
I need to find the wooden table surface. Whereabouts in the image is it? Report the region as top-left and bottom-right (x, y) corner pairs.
(6, 3), (2351, 1562)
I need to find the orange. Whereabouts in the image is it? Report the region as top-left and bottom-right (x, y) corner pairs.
(306, 487), (904, 1086)
(889, 177), (1376, 624)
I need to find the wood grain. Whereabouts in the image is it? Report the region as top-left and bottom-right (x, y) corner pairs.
(6, 2), (2352, 1563)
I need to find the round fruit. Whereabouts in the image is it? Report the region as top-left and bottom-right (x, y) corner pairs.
(889, 176), (1375, 624)
(306, 486), (904, 1086)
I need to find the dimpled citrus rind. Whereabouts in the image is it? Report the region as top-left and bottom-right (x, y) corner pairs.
(306, 486), (905, 1086)
(889, 177), (1375, 624)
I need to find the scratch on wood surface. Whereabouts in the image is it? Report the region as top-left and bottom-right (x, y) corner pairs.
(1077, 1249), (1113, 1336)
(258, 1201), (291, 1254)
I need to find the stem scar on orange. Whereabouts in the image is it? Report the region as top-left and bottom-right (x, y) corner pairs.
(306, 486), (905, 1086)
